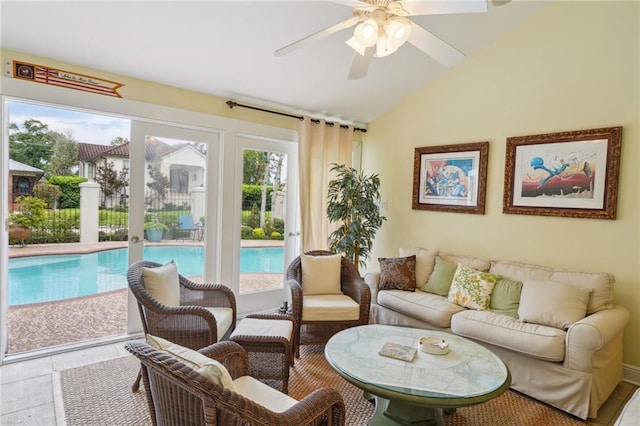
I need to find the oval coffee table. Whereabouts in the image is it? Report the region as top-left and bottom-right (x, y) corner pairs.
(325, 324), (511, 426)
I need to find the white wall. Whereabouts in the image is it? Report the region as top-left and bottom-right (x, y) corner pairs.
(363, 1), (640, 368)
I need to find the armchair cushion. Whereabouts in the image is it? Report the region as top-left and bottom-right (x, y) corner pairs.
(146, 334), (235, 390)
(205, 307), (235, 341)
(301, 253), (342, 295)
(302, 294), (360, 321)
(233, 376), (298, 413)
(141, 260), (180, 306)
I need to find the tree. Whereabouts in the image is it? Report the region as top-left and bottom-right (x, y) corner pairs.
(95, 161), (129, 206)
(9, 119), (55, 168)
(327, 163), (386, 273)
(243, 150), (268, 184)
(48, 132), (79, 175)
(146, 165), (170, 201)
(110, 136), (129, 146)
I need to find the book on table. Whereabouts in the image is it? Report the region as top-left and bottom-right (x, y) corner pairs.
(378, 341), (417, 362)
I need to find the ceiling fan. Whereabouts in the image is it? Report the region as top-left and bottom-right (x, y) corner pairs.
(275, 0), (510, 80)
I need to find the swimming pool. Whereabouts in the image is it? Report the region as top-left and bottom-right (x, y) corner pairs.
(8, 246), (284, 306)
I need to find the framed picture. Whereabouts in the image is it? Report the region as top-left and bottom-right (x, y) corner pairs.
(503, 126), (622, 219)
(412, 142), (489, 214)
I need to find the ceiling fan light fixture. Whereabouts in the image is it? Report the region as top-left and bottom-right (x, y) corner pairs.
(375, 35), (398, 58)
(385, 17), (411, 48)
(354, 18), (378, 47)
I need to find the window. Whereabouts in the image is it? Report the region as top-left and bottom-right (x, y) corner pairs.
(170, 169), (189, 193)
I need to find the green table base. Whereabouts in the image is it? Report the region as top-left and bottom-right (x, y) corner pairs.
(368, 395), (444, 426)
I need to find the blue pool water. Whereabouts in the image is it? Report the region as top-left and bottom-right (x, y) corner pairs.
(8, 246), (283, 306)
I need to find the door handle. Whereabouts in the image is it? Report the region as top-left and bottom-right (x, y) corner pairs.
(287, 232), (300, 237)
(131, 236), (140, 243)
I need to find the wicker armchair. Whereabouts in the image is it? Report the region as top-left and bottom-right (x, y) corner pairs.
(125, 340), (346, 426)
(127, 260), (237, 389)
(286, 250), (370, 355)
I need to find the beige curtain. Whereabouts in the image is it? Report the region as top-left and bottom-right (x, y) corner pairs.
(298, 116), (354, 252)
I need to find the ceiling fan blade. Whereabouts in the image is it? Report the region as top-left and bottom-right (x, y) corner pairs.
(407, 21), (465, 67)
(275, 16), (362, 56)
(348, 46), (374, 80)
(398, 0), (488, 16)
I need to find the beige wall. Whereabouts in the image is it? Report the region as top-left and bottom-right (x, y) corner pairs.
(362, 1), (639, 369)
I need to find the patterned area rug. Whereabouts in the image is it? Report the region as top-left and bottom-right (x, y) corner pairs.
(61, 344), (614, 426)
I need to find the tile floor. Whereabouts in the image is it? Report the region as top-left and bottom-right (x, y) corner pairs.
(0, 339), (139, 425)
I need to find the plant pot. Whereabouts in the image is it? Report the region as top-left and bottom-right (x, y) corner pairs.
(146, 228), (164, 242)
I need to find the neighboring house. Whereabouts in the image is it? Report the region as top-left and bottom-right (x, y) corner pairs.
(78, 137), (206, 208)
(8, 159), (45, 211)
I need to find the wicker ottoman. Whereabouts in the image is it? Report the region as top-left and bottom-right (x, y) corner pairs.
(230, 313), (295, 393)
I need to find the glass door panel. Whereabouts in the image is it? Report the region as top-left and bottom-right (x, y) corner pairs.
(236, 136), (298, 311)
(128, 122), (220, 333)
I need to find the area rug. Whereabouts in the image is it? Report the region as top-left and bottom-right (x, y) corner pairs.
(60, 345), (612, 426)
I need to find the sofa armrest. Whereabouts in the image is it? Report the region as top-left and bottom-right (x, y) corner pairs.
(364, 272), (380, 304)
(564, 305), (630, 371)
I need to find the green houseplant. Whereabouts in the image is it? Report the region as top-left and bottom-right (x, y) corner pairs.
(327, 163), (386, 274)
(144, 221), (169, 242)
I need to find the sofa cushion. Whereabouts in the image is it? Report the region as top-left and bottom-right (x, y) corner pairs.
(423, 256), (457, 296)
(490, 260), (613, 314)
(451, 310), (566, 362)
(301, 253), (342, 295)
(378, 255), (416, 291)
(447, 265), (500, 311)
(142, 260), (180, 306)
(399, 247), (438, 289)
(377, 289), (466, 329)
(518, 279), (591, 330)
(439, 252), (491, 272)
(490, 279), (523, 318)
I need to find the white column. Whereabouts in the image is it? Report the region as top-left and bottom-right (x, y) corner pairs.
(79, 181), (100, 243)
(191, 187), (206, 224)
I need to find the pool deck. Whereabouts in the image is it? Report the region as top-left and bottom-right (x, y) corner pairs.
(7, 239), (285, 354)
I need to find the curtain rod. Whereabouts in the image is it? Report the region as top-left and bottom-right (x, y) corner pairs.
(225, 100), (367, 133)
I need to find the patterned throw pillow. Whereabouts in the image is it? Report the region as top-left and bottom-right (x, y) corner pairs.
(448, 264), (501, 310)
(378, 255), (417, 292)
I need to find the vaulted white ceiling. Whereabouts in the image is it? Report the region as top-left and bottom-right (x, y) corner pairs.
(0, 1), (549, 126)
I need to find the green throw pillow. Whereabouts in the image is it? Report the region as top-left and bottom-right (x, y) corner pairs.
(423, 256), (457, 296)
(490, 278), (523, 318)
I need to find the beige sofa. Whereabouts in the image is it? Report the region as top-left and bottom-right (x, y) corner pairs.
(365, 247), (630, 420)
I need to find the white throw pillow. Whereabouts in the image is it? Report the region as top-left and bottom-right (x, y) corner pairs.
(518, 279), (592, 330)
(146, 335), (235, 390)
(301, 253), (342, 295)
(141, 260), (180, 306)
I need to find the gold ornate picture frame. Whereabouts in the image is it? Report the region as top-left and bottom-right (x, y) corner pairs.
(503, 126), (622, 219)
(412, 142), (489, 214)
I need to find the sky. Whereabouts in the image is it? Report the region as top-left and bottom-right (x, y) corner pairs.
(9, 100), (130, 146)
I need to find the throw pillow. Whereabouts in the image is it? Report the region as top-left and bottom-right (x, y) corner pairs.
(301, 253), (342, 295)
(447, 264), (501, 310)
(378, 255), (417, 292)
(518, 279), (592, 329)
(399, 247), (438, 289)
(141, 260), (180, 306)
(490, 278), (523, 318)
(146, 334), (235, 390)
(423, 256), (458, 296)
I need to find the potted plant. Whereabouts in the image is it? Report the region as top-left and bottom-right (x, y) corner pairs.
(327, 163), (386, 274)
(144, 221), (169, 242)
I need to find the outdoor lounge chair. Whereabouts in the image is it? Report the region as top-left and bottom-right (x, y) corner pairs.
(125, 340), (346, 426)
(178, 214), (203, 241)
(127, 260), (236, 390)
(286, 250), (370, 356)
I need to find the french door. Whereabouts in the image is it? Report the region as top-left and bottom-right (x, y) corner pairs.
(127, 121), (221, 333)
